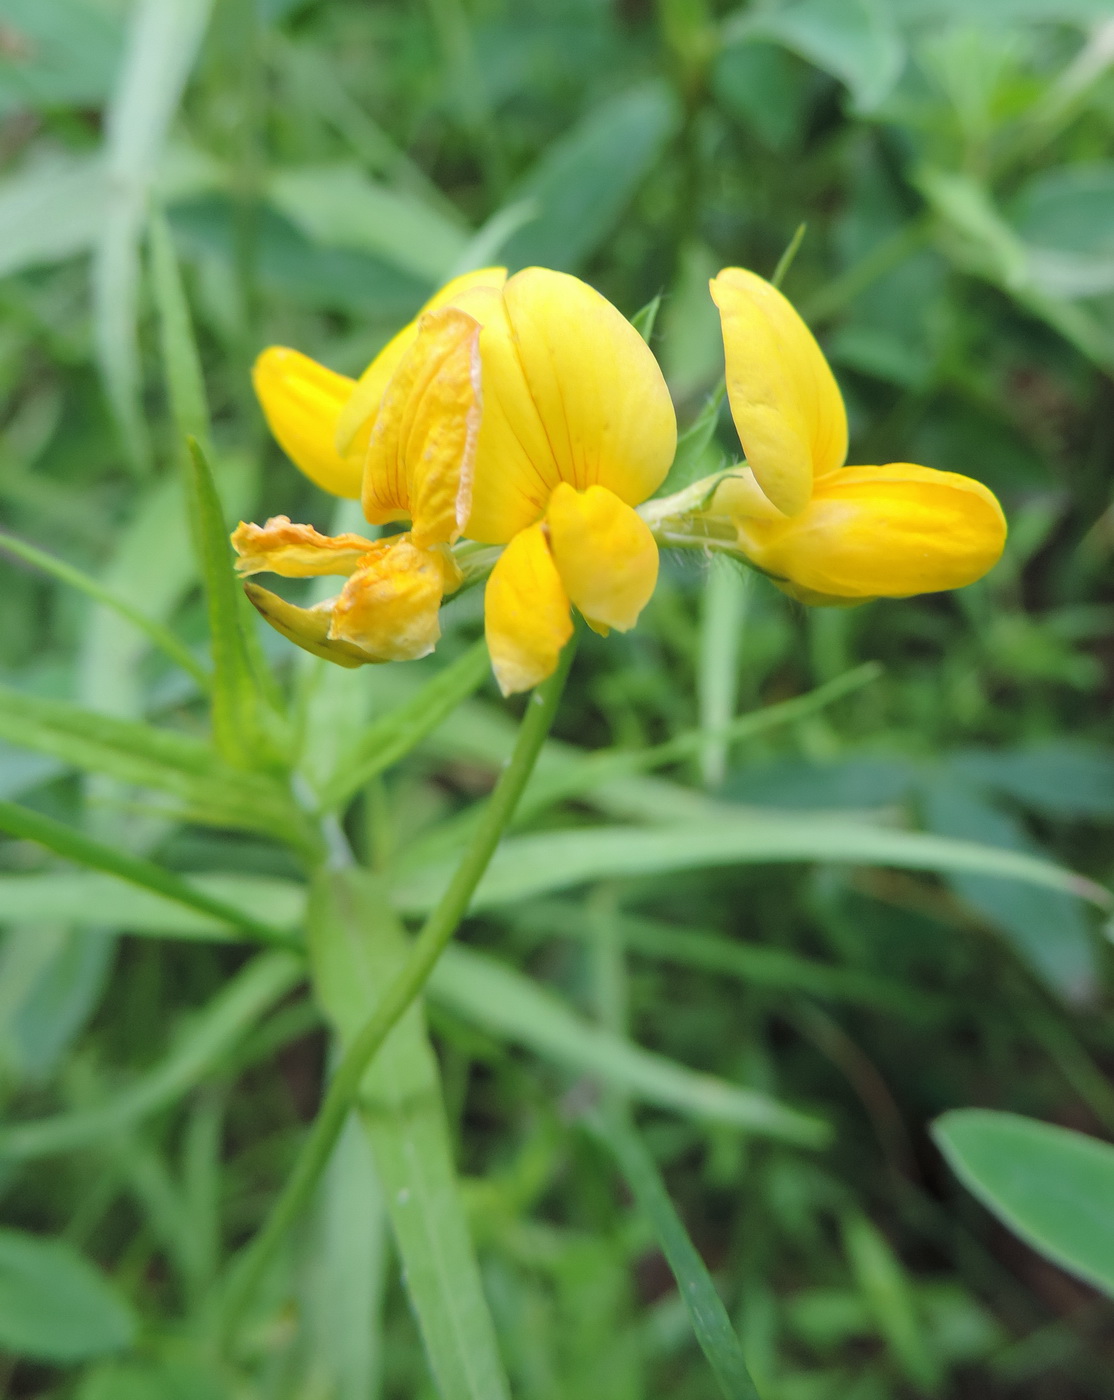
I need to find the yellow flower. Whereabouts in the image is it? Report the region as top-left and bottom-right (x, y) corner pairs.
(707, 267), (1007, 602)
(237, 265), (676, 688)
(236, 269), (504, 663)
(467, 268), (676, 694)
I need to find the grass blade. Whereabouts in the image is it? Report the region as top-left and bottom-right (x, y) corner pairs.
(430, 943), (829, 1146)
(149, 207), (211, 447)
(93, 0), (213, 472)
(394, 819), (1111, 915)
(0, 799), (295, 949)
(0, 529), (208, 689)
(593, 1114), (764, 1400)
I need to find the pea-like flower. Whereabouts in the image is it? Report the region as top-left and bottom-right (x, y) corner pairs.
(233, 268), (507, 665)
(704, 267), (1007, 603)
(235, 266), (677, 693)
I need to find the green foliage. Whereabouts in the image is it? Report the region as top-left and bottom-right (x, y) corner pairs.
(934, 1111), (1114, 1299)
(1, 0), (1114, 1395)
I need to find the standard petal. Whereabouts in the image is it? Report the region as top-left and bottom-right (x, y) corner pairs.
(711, 267), (847, 517)
(546, 482), (658, 632)
(333, 266), (508, 455)
(231, 516), (378, 578)
(253, 347), (364, 499)
(484, 523), (573, 696)
(329, 536), (454, 662)
(734, 463), (1007, 599)
(362, 307), (482, 544)
(467, 269), (677, 543)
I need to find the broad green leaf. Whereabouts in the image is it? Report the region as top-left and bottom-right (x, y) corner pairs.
(934, 1110), (1114, 1298)
(0, 1228), (137, 1362)
(500, 83), (681, 273)
(595, 1115), (762, 1400)
(393, 818), (1109, 916)
(93, 0), (213, 472)
(0, 0), (123, 113)
(315, 640), (491, 811)
(0, 683), (309, 848)
(0, 150), (107, 276)
(0, 950), (302, 1161)
(269, 163), (468, 282)
(954, 742), (1114, 821)
(310, 869), (511, 1400)
(77, 1358), (229, 1400)
(0, 799), (296, 949)
(429, 944), (829, 1146)
(841, 1214), (942, 1392)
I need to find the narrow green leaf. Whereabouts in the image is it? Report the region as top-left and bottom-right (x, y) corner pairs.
(429, 944), (829, 1146)
(0, 799), (295, 949)
(934, 1110), (1114, 1298)
(0, 872), (303, 940)
(93, 0), (214, 472)
(0, 951), (302, 1161)
(771, 221), (807, 288)
(698, 558), (750, 786)
(310, 869), (511, 1400)
(184, 436), (286, 767)
(631, 291), (664, 344)
(511, 902), (940, 1019)
(842, 1213), (942, 1393)
(0, 682), (309, 848)
(593, 1115), (763, 1400)
(394, 818), (1111, 916)
(315, 640), (491, 811)
(0, 150), (108, 278)
(149, 207), (211, 448)
(0, 1230), (137, 1362)
(0, 529), (208, 689)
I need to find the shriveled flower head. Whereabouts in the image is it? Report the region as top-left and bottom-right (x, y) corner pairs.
(707, 267), (1007, 603)
(236, 268), (506, 665)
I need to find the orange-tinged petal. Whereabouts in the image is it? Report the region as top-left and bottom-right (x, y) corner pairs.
(484, 522), (573, 695)
(333, 266), (508, 455)
(467, 269), (677, 543)
(546, 482), (658, 633)
(711, 267), (847, 517)
(253, 348), (364, 499)
(329, 536), (457, 662)
(732, 463), (1007, 599)
(362, 307), (482, 544)
(231, 516), (377, 577)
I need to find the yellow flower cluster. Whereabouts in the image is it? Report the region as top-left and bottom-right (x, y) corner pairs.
(234, 263), (1007, 694)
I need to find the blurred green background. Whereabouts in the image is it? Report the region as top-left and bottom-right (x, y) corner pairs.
(0, 0), (1113, 1395)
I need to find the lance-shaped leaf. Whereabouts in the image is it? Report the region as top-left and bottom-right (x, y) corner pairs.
(309, 869), (511, 1400)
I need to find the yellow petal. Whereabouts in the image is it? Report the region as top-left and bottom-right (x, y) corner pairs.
(545, 482), (658, 632)
(362, 307), (482, 545)
(231, 516), (377, 577)
(467, 268), (677, 543)
(252, 347), (364, 499)
(242, 582), (371, 668)
(333, 266), (508, 456)
(484, 522), (573, 696)
(711, 267), (847, 517)
(329, 535), (455, 662)
(733, 463), (1007, 599)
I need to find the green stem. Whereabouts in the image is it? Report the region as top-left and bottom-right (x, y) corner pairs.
(219, 637), (577, 1338)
